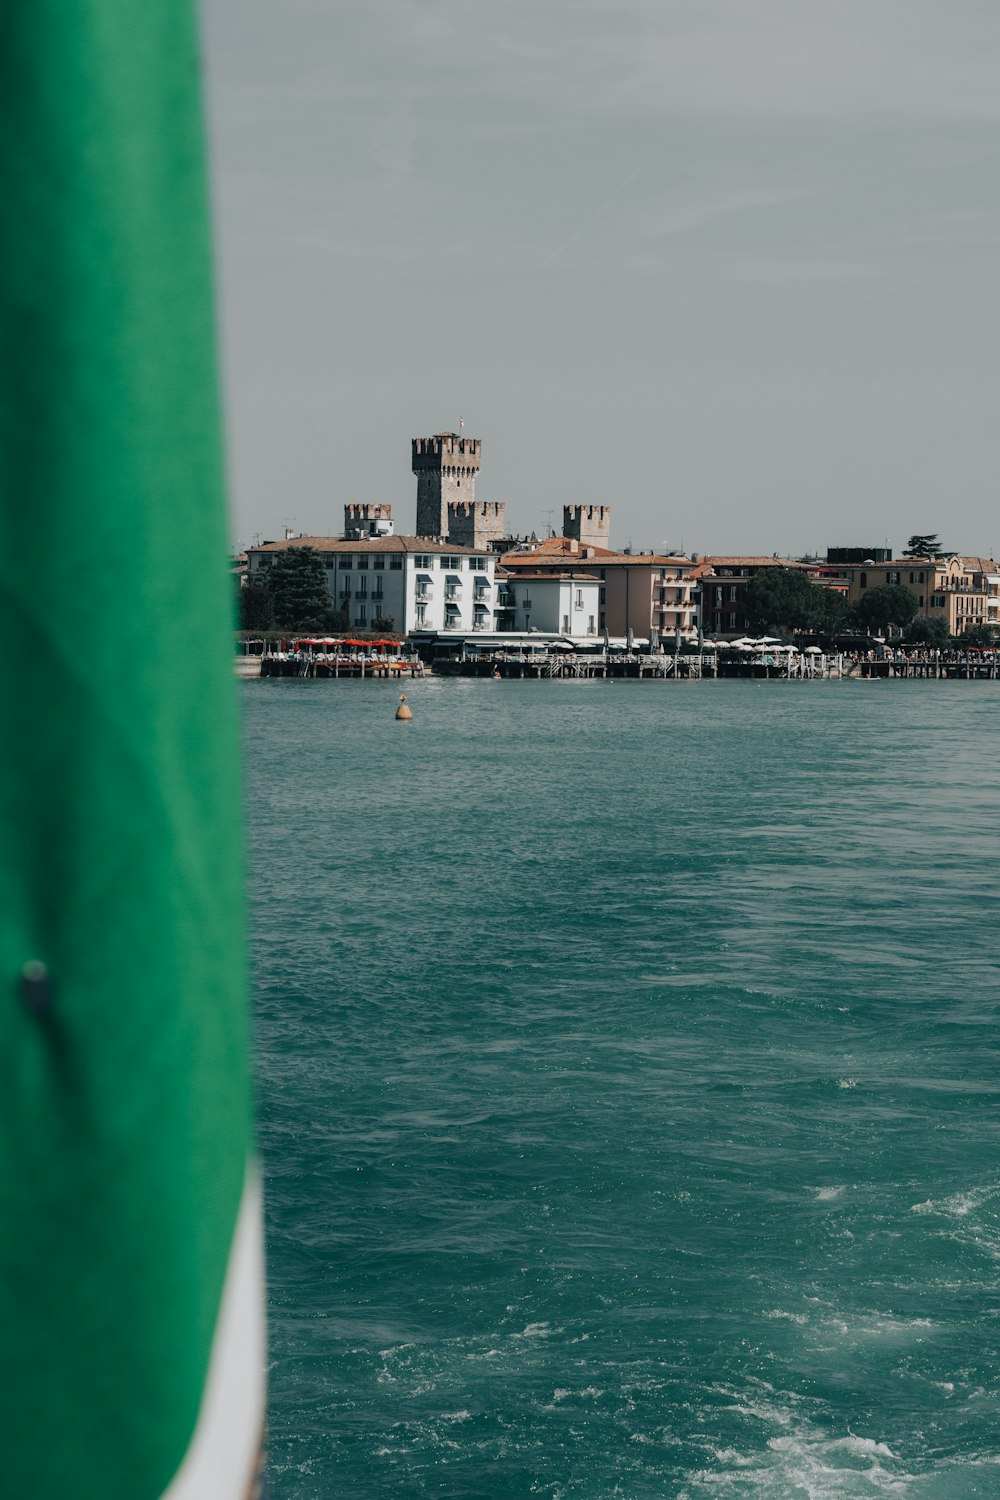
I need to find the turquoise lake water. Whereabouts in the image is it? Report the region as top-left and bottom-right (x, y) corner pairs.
(245, 678), (1000, 1498)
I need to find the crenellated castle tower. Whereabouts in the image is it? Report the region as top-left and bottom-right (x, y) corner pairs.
(446, 500), (506, 550)
(412, 433), (481, 540)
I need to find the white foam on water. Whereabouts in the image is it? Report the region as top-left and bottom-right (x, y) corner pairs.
(813, 1185), (848, 1200)
(513, 1321), (559, 1338)
(826, 1437), (896, 1459)
(911, 1183), (1000, 1218)
(710, 1448), (757, 1467)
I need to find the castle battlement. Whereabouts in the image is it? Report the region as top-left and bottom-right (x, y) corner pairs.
(447, 501), (503, 519)
(411, 434), (482, 469)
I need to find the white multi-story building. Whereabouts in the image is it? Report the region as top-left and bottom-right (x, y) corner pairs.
(497, 573), (601, 639)
(246, 536), (497, 635)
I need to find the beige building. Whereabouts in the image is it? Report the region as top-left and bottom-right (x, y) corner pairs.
(837, 555), (998, 636)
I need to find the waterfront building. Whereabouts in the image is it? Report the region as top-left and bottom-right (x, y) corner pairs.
(500, 537), (697, 641)
(835, 555), (997, 636)
(246, 535), (497, 635)
(496, 572), (601, 638)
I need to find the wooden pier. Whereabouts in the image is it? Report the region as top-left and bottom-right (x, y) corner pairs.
(259, 655), (424, 680)
(238, 639), (1000, 684)
(852, 654), (1000, 680)
(434, 652), (842, 680)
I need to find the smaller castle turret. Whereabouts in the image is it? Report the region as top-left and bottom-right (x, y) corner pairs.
(563, 504), (611, 549)
(447, 501), (506, 550)
(343, 503), (393, 539)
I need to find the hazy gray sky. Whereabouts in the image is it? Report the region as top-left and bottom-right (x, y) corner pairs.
(203, 0), (1000, 556)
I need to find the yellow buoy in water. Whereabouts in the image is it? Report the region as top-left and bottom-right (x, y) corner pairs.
(395, 693), (413, 721)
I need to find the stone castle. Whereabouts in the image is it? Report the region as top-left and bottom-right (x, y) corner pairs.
(338, 433), (611, 551)
(411, 432), (508, 548)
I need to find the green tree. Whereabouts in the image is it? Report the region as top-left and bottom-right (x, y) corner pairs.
(905, 615), (950, 648)
(857, 583), (918, 636)
(371, 612), (396, 633)
(903, 534), (942, 558)
(743, 567), (840, 635)
(328, 598), (351, 633)
(238, 572), (274, 630)
(812, 588), (854, 634)
(266, 547), (334, 631)
(959, 624), (999, 648)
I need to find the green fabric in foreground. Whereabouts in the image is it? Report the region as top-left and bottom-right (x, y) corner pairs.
(0, 5), (251, 1497)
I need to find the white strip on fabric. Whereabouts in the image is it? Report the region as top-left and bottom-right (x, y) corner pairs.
(162, 1165), (265, 1500)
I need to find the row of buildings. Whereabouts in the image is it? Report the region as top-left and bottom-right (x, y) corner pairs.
(243, 433), (1000, 644)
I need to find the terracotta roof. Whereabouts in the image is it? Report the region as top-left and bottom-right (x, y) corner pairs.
(502, 540), (691, 569)
(699, 556), (814, 569)
(836, 556), (997, 576)
(500, 537), (620, 562)
(247, 535), (490, 556)
(501, 571), (602, 582)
